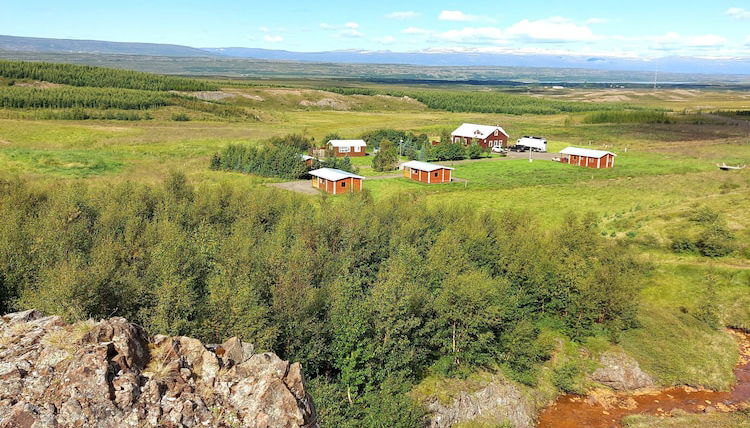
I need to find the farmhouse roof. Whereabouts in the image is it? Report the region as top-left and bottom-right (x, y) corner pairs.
(309, 168), (364, 181)
(300, 154), (315, 161)
(451, 123), (509, 139)
(328, 139), (367, 148)
(401, 160), (454, 172)
(560, 147), (616, 159)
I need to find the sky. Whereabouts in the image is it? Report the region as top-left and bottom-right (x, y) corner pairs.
(2, 0), (749, 58)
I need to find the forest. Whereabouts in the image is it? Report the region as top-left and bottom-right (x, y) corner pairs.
(323, 86), (636, 115)
(0, 175), (642, 426)
(0, 86), (171, 109)
(0, 59), (217, 91)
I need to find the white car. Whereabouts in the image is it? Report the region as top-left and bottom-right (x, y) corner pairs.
(491, 146), (507, 154)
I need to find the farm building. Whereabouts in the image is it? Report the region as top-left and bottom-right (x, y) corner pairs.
(401, 161), (453, 183)
(451, 123), (509, 149)
(300, 154), (316, 167)
(327, 140), (367, 157)
(309, 168), (364, 194)
(559, 147), (616, 169)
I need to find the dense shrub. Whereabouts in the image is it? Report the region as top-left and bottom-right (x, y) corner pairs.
(0, 86), (170, 109)
(0, 177), (642, 422)
(171, 113), (190, 121)
(582, 110), (671, 124)
(371, 140), (399, 171)
(212, 143), (308, 179)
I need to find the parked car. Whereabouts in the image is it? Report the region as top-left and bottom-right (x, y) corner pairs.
(491, 146), (508, 154)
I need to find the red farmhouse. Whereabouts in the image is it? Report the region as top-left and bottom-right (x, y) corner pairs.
(401, 161), (453, 184)
(559, 147), (616, 169)
(309, 168), (364, 194)
(451, 123), (509, 149)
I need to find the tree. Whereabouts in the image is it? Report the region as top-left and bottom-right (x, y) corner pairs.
(467, 141), (482, 159)
(372, 140), (399, 172)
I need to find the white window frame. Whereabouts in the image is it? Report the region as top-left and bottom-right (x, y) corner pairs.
(338, 146), (350, 153)
(494, 130), (499, 136)
(353, 146), (360, 152)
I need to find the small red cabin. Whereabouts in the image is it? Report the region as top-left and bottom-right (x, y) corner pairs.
(327, 140), (367, 157)
(559, 147), (616, 169)
(451, 123), (509, 149)
(309, 168), (364, 194)
(401, 161), (453, 183)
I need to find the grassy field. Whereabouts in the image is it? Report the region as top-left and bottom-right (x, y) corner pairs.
(1, 74), (750, 419)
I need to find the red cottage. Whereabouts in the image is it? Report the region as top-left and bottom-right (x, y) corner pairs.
(327, 140), (367, 157)
(401, 161), (453, 183)
(451, 123), (509, 149)
(309, 168), (364, 194)
(559, 147), (616, 169)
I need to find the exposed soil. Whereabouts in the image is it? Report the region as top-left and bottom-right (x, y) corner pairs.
(537, 330), (750, 428)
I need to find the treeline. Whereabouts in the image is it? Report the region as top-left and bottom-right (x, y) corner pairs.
(210, 143), (309, 179)
(0, 60), (217, 91)
(582, 110), (672, 124)
(0, 176), (641, 425)
(324, 87), (632, 115)
(0, 86), (170, 109)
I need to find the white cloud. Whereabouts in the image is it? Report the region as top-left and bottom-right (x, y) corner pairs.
(339, 28), (364, 38)
(345, 22), (359, 29)
(433, 27), (505, 44)
(258, 26), (270, 33)
(263, 35), (284, 43)
(726, 7), (750, 19)
(685, 34), (727, 47)
(402, 27), (431, 35)
(374, 36), (397, 44)
(506, 17), (595, 42)
(320, 23), (333, 29)
(439, 10), (477, 22)
(386, 11), (418, 19)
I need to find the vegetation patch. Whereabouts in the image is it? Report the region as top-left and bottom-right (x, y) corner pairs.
(0, 148), (123, 177)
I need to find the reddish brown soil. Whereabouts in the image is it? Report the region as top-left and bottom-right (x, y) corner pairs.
(537, 330), (750, 428)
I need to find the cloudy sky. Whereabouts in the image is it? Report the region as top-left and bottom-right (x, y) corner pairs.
(3, 0), (749, 58)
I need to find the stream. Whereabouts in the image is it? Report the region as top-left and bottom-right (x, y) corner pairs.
(537, 330), (750, 428)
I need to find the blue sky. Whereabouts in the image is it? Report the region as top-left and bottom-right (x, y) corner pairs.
(2, 0), (749, 58)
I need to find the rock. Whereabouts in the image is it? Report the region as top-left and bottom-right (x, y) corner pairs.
(0, 310), (317, 428)
(591, 351), (655, 391)
(423, 376), (536, 428)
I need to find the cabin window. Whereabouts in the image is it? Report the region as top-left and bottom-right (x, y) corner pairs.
(434, 172), (439, 177)
(341, 181), (346, 188)
(353, 146), (360, 152)
(339, 146), (350, 153)
(494, 130), (498, 136)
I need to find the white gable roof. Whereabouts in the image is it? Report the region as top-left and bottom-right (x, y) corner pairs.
(300, 154), (315, 161)
(401, 160), (454, 172)
(451, 123), (509, 139)
(560, 147), (616, 158)
(309, 168), (364, 181)
(328, 139), (367, 148)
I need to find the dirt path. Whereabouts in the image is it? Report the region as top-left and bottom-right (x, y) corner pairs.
(266, 181), (320, 195)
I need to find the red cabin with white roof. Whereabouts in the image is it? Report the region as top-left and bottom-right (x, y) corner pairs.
(309, 168), (364, 194)
(327, 140), (367, 157)
(401, 161), (453, 183)
(559, 147), (616, 169)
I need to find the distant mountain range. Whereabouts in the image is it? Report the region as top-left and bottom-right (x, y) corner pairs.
(203, 47), (750, 76)
(0, 35), (213, 57)
(1, 34), (748, 78)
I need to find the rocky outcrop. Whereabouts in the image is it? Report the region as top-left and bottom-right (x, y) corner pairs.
(0, 309), (317, 428)
(591, 351), (655, 391)
(423, 376), (536, 428)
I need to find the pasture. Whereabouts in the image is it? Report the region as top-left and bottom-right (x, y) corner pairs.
(1, 68), (749, 411)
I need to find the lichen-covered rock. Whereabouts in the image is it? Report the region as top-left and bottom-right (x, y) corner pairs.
(0, 310), (317, 428)
(591, 351), (655, 391)
(423, 376), (536, 428)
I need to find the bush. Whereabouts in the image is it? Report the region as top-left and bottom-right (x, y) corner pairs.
(372, 140), (399, 171)
(552, 362), (581, 394)
(696, 224), (736, 257)
(670, 236), (696, 253)
(467, 143), (483, 159)
(171, 113), (190, 122)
